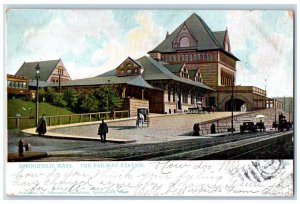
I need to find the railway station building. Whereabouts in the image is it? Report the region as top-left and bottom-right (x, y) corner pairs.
(13, 13), (282, 115)
(148, 13), (268, 112)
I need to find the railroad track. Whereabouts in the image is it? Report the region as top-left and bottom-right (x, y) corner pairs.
(149, 131), (293, 160)
(104, 131), (286, 161)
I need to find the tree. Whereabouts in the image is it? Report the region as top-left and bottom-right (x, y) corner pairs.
(44, 87), (56, 103)
(63, 89), (78, 110)
(93, 86), (121, 112)
(79, 92), (99, 113)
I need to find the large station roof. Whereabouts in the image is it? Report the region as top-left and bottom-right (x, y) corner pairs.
(148, 13), (239, 60)
(98, 56), (214, 91)
(49, 75), (154, 90)
(138, 56), (214, 91)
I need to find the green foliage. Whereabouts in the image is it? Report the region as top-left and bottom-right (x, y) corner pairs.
(63, 89), (78, 109)
(93, 86), (121, 112)
(38, 88), (46, 102)
(44, 87), (56, 103)
(79, 92), (99, 113)
(52, 93), (67, 107)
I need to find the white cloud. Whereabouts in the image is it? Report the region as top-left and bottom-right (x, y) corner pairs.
(227, 10), (293, 97)
(17, 10), (118, 63)
(92, 11), (164, 75)
(64, 61), (101, 80)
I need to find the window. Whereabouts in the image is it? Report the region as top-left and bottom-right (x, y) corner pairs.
(168, 91), (171, 102)
(198, 54), (201, 61)
(169, 55), (172, 62)
(206, 54), (209, 60)
(120, 69), (124, 76)
(126, 63), (132, 68)
(173, 92), (176, 102)
(183, 94), (188, 104)
(202, 54), (205, 60)
(173, 55), (176, 62)
(23, 82), (28, 89)
(179, 36), (190, 47)
(182, 55), (185, 61)
(191, 95), (195, 104)
(126, 69), (132, 75)
(194, 54), (196, 60)
(177, 55), (180, 62)
(185, 55), (188, 62)
(134, 68), (139, 75)
(7, 81), (11, 87)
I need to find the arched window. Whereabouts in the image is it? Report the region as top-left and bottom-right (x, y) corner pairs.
(126, 63), (132, 68)
(179, 36), (190, 47)
(126, 69), (132, 75)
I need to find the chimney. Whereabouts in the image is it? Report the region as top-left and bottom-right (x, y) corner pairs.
(166, 31), (169, 39)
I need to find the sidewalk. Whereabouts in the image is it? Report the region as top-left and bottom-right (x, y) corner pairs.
(8, 152), (47, 162)
(22, 112), (245, 144)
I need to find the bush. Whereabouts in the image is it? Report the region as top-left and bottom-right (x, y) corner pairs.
(63, 89), (78, 109)
(79, 92), (99, 113)
(93, 86), (121, 112)
(52, 93), (67, 107)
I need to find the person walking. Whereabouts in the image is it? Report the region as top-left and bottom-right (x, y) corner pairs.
(36, 114), (47, 135)
(98, 119), (108, 143)
(138, 112), (144, 128)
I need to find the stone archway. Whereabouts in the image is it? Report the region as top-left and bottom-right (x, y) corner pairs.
(220, 94), (252, 112)
(225, 99), (246, 111)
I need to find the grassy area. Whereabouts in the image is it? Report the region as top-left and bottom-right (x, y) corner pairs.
(7, 99), (76, 129)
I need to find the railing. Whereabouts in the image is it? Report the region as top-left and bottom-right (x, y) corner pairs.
(7, 110), (129, 129)
(7, 116), (35, 129)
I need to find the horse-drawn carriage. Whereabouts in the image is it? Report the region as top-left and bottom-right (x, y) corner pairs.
(272, 113), (292, 132)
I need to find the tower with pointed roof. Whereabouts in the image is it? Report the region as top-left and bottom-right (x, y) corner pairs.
(148, 13), (238, 90)
(148, 13), (240, 107)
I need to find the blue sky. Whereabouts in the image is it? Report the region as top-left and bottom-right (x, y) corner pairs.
(5, 9), (293, 97)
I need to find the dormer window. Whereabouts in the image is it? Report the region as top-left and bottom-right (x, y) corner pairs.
(126, 69), (132, 75)
(134, 68), (138, 75)
(179, 36), (190, 47)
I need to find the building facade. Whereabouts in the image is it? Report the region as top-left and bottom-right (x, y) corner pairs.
(15, 59), (71, 84)
(148, 13), (270, 111)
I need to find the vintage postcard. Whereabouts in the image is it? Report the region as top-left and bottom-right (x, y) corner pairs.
(4, 7), (294, 198)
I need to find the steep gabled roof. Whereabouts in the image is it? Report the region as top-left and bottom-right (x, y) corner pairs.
(15, 59), (61, 81)
(164, 64), (183, 73)
(137, 56), (214, 91)
(213, 31), (226, 49)
(148, 13), (239, 60)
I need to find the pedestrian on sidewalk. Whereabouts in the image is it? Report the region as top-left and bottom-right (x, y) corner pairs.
(36, 114), (47, 135)
(98, 119), (108, 143)
(138, 111), (144, 128)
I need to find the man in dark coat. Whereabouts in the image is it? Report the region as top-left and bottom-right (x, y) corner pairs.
(98, 119), (108, 143)
(36, 114), (47, 135)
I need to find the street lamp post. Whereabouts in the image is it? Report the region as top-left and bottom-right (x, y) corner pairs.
(35, 63), (40, 127)
(265, 78), (267, 109)
(231, 85), (234, 134)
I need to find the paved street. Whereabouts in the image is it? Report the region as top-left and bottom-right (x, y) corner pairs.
(49, 112), (242, 143)
(7, 111), (294, 161)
